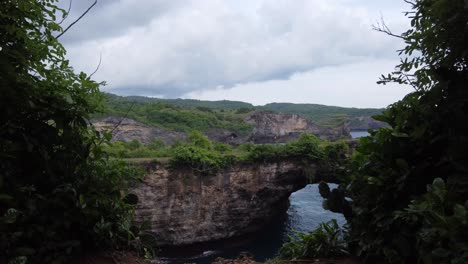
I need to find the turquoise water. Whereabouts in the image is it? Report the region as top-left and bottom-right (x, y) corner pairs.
(350, 130), (369, 138)
(156, 184), (346, 263)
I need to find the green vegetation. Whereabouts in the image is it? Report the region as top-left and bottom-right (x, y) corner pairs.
(103, 132), (348, 178)
(97, 93), (383, 132)
(316, 0), (468, 263)
(4, 0), (465, 263)
(0, 2), (147, 263)
(277, 220), (348, 260)
(118, 94), (254, 109)
(96, 93), (254, 134)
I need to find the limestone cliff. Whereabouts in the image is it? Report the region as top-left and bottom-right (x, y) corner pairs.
(349, 116), (386, 130)
(92, 116), (185, 145)
(92, 112), (351, 146)
(131, 161), (309, 245)
(244, 112), (350, 143)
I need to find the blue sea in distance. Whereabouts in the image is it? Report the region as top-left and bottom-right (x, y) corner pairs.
(350, 130), (370, 138)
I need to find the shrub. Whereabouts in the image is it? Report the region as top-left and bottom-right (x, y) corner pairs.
(325, 0), (468, 262)
(187, 131), (212, 149)
(278, 220), (348, 260)
(0, 2), (146, 262)
(395, 178), (468, 264)
(170, 145), (226, 174)
(285, 133), (323, 160)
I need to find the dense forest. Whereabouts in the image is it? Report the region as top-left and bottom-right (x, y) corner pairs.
(95, 93), (384, 133)
(1, 0), (467, 263)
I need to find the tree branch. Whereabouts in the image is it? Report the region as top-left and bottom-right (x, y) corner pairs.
(56, 0), (97, 39)
(89, 52), (102, 78)
(95, 102), (136, 146)
(372, 14), (405, 40)
(403, 0), (416, 7)
(58, 0), (73, 25)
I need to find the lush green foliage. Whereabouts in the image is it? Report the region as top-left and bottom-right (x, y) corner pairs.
(103, 132), (340, 178)
(278, 220), (348, 260)
(96, 93), (254, 134)
(97, 93), (384, 131)
(115, 94), (254, 109)
(102, 139), (172, 158)
(245, 133), (324, 162)
(396, 178), (468, 263)
(0, 2), (144, 263)
(169, 131), (233, 174)
(324, 0), (468, 263)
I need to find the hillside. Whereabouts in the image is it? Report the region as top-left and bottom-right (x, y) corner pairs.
(260, 103), (384, 129)
(96, 93), (384, 131)
(95, 93), (254, 135)
(106, 93), (254, 110)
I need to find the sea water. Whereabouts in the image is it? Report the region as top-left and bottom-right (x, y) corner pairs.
(350, 130), (370, 138)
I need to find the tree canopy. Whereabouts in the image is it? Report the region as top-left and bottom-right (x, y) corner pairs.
(321, 0), (468, 263)
(1, 1), (142, 263)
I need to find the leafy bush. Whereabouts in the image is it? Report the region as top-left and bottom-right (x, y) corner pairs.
(102, 139), (172, 159)
(170, 145), (227, 174)
(244, 144), (283, 162)
(147, 139), (165, 150)
(285, 133), (324, 160)
(168, 131), (231, 174)
(0, 2), (146, 262)
(213, 143), (232, 153)
(278, 220), (348, 260)
(324, 0), (468, 263)
(396, 178), (468, 264)
(187, 131), (212, 149)
(317, 141), (350, 183)
(244, 133), (324, 163)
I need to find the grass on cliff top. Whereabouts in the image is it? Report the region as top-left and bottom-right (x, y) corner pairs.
(103, 131), (350, 176)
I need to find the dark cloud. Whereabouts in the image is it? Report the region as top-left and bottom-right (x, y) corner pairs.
(58, 0), (184, 43)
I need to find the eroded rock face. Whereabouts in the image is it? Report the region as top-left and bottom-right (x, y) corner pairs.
(349, 116), (386, 130)
(132, 161), (309, 245)
(244, 112), (350, 143)
(92, 116), (186, 145)
(93, 112), (351, 146)
(204, 129), (249, 145)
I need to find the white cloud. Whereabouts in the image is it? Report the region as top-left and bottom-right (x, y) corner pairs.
(184, 60), (413, 108)
(62, 0), (411, 105)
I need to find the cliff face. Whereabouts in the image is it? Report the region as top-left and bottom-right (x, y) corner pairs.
(92, 116), (186, 145)
(244, 112), (350, 143)
(131, 161), (309, 246)
(349, 116), (386, 130)
(93, 112), (351, 146)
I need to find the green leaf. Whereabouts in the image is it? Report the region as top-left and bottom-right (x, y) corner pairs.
(454, 204), (466, 219)
(391, 132), (409, 138)
(432, 248), (450, 258)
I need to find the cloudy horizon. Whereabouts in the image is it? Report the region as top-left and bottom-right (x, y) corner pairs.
(59, 0), (414, 108)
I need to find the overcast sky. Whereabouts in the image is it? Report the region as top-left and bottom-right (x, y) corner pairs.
(59, 0), (414, 108)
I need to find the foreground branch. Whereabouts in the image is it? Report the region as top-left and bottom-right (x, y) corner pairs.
(56, 0), (97, 39)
